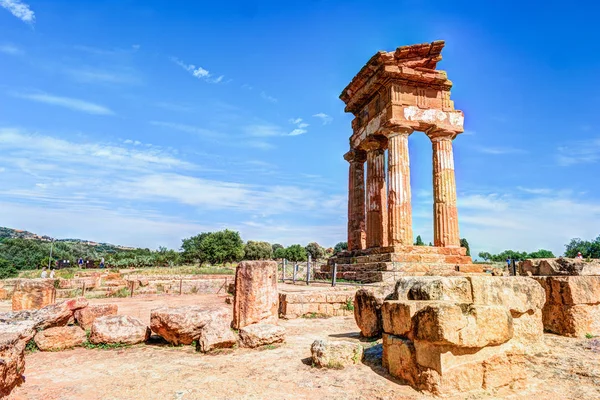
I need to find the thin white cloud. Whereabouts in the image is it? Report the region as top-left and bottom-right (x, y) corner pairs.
(0, 44), (23, 55)
(244, 124), (283, 137)
(289, 129), (307, 136)
(312, 112), (333, 125)
(0, 0), (35, 24)
(475, 146), (527, 155)
(556, 137), (600, 166)
(260, 91), (278, 103)
(288, 117), (309, 136)
(171, 57), (224, 84)
(150, 121), (218, 137)
(12, 92), (115, 115)
(65, 67), (141, 85)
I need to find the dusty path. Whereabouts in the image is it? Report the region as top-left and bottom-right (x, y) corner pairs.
(6, 295), (600, 400)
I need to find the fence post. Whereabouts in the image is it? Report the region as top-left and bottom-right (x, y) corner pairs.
(180, 279), (183, 295)
(293, 264), (297, 284)
(281, 259), (286, 282)
(332, 263), (337, 287)
(130, 281), (134, 298)
(82, 282), (86, 297)
(306, 254), (311, 285)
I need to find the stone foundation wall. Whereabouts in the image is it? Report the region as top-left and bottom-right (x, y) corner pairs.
(279, 291), (356, 318)
(380, 276), (545, 396)
(533, 276), (600, 338)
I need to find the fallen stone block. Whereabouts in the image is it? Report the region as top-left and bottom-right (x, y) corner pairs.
(533, 276), (600, 338)
(239, 323), (285, 348)
(90, 315), (150, 345)
(150, 306), (230, 345)
(353, 289), (383, 338)
(310, 339), (363, 369)
(74, 304), (118, 330)
(196, 318), (237, 353)
(520, 258), (600, 276)
(232, 261), (278, 329)
(11, 279), (56, 311)
(0, 331), (30, 398)
(34, 326), (87, 351)
(0, 297), (88, 334)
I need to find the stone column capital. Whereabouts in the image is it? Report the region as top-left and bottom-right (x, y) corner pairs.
(344, 149), (367, 163)
(382, 125), (414, 138)
(361, 135), (388, 152)
(426, 128), (458, 141)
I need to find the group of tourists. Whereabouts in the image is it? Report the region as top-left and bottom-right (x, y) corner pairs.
(39, 257), (106, 278)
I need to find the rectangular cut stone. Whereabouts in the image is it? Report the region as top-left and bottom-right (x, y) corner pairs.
(534, 276), (600, 305)
(541, 303), (600, 338)
(12, 280), (56, 311)
(413, 303), (513, 348)
(381, 301), (429, 337)
(382, 333), (419, 386)
(468, 276), (545, 314)
(232, 261), (278, 329)
(393, 277), (472, 303)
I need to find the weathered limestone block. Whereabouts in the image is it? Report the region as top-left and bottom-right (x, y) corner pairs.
(520, 258), (600, 276)
(414, 303), (513, 347)
(196, 318), (237, 353)
(11, 279), (56, 311)
(381, 276), (544, 396)
(353, 289), (383, 338)
(232, 261), (278, 329)
(0, 297), (88, 333)
(90, 315), (150, 345)
(34, 326), (87, 351)
(74, 304), (118, 330)
(0, 331), (31, 398)
(533, 276), (600, 337)
(150, 306), (230, 345)
(238, 323), (285, 348)
(310, 340), (364, 368)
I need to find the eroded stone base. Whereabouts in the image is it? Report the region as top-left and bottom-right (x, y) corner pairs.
(322, 246), (479, 283)
(379, 276), (545, 396)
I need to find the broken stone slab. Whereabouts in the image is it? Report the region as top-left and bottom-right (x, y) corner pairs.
(11, 279), (57, 311)
(310, 339), (364, 369)
(90, 315), (150, 345)
(33, 326), (87, 351)
(0, 332), (30, 398)
(238, 323), (285, 348)
(150, 306), (230, 345)
(232, 261), (278, 329)
(353, 288), (383, 338)
(520, 258), (600, 276)
(0, 297), (88, 334)
(74, 304), (118, 331)
(196, 318), (237, 353)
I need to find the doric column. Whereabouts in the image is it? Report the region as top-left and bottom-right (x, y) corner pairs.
(429, 132), (461, 247)
(364, 136), (388, 249)
(387, 127), (414, 246)
(344, 149), (367, 251)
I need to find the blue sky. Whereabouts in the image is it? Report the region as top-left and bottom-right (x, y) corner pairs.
(1, 0), (599, 258)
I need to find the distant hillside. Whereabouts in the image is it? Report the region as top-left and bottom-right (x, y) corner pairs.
(0, 227), (135, 250)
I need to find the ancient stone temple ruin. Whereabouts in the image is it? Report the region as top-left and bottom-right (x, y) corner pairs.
(327, 40), (480, 282)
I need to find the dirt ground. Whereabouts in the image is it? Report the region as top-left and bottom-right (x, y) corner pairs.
(5, 294), (600, 400)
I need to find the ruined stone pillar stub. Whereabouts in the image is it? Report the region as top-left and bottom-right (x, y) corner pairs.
(428, 131), (460, 247)
(344, 149), (367, 251)
(386, 127), (414, 246)
(363, 136), (388, 249)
